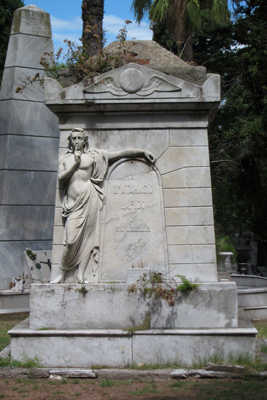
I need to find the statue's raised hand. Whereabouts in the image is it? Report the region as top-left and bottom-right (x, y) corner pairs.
(144, 150), (156, 164)
(74, 149), (81, 165)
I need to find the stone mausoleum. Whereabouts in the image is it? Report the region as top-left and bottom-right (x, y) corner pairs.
(5, 5), (256, 367)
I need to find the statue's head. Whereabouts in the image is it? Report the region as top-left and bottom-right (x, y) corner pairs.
(67, 128), (89, 152)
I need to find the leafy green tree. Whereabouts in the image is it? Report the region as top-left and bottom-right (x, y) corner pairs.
(0, 0), (24, 85)
(192, 1), (267, 263)
(131, 0), (229, 61)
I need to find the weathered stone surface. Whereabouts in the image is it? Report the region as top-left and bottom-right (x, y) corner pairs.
(0, 67), (45, 101)
(0, 136), (7, 169)
(101, 160), (167, 281)
(0, 100), (59, 137)
(45, 63), (220, 110)
(165, 208), (189, 226)
(192, 245), (216, 264)
(0, 5), (59, 282)
(189, 207), (214, 226)
(56, 112), (209, 130)
(170, 369), (189, 379)
(170, 129), (208, 146)
(168, 245), (193, 264)
(0, 345), (10, 359)
(0, 206), (55, 240)
(0, 291), (29, 311)
(10, 322), (256, 368)
(127, 268), (150, 283)
(163, 188), (213, 207)
(162, 169), (187, 188)
(189, 369), (233, 378)
(104, 41), (206, 83)
(166, 226), (215, 245)
(95, 369), (172, 381)
(49, 369), (96, 378)
(29, 282), (238, 330)
(5, 35), (54, 69)
(11, 331), (132, 368)
(11, 5), (52, 37)
(132, 333), (255, 367)
(4, 135), (58, 171)
(204, 362), (244, 372)
(59, 129), (169, 159)
(187, 167), (211, 187)
(0, 368), (29, 379)
(157, 147), (209, 175)
(169, 264), (217, 282)
(165, 206), (214, 228)
(0, 368), (49, 379)
(0, 171), (57, 205)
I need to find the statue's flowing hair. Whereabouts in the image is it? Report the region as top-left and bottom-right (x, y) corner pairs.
(67, 128), (89, 152)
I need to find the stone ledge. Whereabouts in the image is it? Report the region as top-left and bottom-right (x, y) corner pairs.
(0, 367), (266, 380)
(10, 319), (257, 337)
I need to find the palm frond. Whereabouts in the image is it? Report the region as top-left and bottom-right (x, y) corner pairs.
(210, 0), (229, 23)
(184, 0), (201, 32)
(131, 0), (153, 23)
(149, 0), (175, 22)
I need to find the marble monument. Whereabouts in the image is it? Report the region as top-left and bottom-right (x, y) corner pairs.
(0, 5), (59, 288)
(9, 38), (257, 367)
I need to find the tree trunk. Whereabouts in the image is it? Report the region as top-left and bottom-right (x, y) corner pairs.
(82, 0), (104, 57)
(183, 36), (193, 62)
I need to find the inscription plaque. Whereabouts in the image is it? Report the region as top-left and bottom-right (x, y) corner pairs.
(100, 160), (167, 281)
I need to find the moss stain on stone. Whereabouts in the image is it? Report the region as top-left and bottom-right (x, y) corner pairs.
(124, 313), (151, 334)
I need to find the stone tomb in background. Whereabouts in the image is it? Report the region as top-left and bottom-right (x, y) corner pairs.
(9, 60), (257, 367)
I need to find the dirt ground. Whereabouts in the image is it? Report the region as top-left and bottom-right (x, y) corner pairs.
(0, 377), (267, 400)
(1, 315), (267, 399)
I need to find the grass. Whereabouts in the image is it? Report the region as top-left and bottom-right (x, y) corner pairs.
(0, 377), (265, 399)
(128, 383), (159, 396)
(188, 380), (267, 400)
(99, 378), (116, 388)
(0, 352), (41, 369)
(254, 319), (267, 338)
(0, 313), (29, 352)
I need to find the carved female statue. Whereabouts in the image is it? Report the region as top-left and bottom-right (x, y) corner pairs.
(51, 128), (156, 283)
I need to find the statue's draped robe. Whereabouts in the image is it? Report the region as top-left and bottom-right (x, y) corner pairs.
(60, 149), (109, 271)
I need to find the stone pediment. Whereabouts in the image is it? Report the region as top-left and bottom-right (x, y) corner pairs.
(84, 64), (181, 97)
(44, 63), (220, 111)
(82, 63), (200, 101)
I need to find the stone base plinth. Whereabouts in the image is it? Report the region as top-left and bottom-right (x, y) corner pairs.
(29, 282), (238, 330)
(9, 312), (256, 368)
(9, 282), (256, 368)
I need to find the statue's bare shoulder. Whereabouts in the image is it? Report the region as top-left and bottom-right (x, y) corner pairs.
(59, 150), (74, 164)
(61, 150), (73, 158)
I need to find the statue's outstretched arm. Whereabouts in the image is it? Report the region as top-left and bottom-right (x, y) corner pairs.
(108, 149), (156, 164)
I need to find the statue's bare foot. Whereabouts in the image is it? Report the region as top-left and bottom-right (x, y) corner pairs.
(77, 274), (89, 284)
(50, 273), (65, 284)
